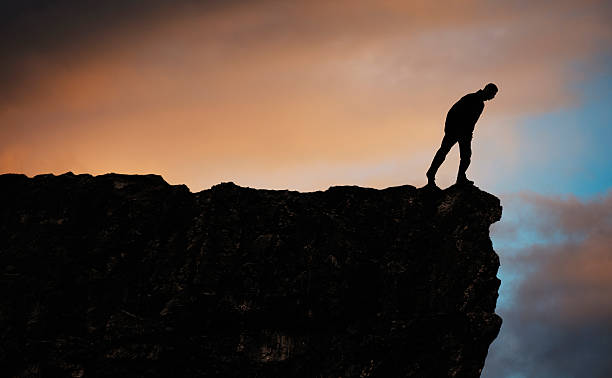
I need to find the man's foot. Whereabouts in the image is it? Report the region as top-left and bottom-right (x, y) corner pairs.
(456, 176), (474, 186)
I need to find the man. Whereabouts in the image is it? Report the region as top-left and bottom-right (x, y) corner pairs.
(426, 83), (498, 186)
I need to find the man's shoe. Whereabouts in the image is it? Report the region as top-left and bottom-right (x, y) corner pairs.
(456, 176), (474, 186)
(426, 171), (436, 186)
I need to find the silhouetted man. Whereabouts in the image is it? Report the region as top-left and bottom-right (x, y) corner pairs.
(426, 83), (498, 186)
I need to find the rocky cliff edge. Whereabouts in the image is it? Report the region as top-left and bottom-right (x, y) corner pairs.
(0, 172), (502, 377)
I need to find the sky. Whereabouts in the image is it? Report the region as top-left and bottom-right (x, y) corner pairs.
(1, 1), (611, 376)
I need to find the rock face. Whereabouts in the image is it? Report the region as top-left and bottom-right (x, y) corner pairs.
(0, 173), (502, 377)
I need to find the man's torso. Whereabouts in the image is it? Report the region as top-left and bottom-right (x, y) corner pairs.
(444, 92), (484, 135)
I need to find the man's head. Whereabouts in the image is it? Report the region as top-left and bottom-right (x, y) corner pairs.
(481, 83), (498, 101)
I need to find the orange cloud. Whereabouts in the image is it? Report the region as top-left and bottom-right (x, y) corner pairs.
(496, 190), (612, 323)
(484, 189), (612, 377)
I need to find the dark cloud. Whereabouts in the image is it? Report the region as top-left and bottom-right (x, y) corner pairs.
(485, 319), (612, 378)
(0, 0), (233, 101)
(484, 191), (612, 377)
(0, 0), (219, 46)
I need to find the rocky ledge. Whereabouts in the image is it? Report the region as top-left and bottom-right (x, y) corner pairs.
(0, 172), (502, 377)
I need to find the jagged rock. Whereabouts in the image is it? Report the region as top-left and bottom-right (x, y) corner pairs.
(0, 172), (502, 377)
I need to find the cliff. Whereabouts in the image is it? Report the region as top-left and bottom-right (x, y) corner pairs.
(0, 172), (502, 377)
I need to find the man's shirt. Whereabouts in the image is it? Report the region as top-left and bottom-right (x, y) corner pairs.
(444, 91), (484, 136)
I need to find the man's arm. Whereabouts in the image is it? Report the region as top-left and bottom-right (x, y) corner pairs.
(471, 101), (484, 126)
(465, 95), (484, 130)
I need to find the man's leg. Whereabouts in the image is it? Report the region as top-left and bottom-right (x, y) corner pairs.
(457, 133), (473, 184)
(426, 134), (457, 185)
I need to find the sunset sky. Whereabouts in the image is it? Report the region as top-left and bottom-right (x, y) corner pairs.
(2, 1), (611, 376)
